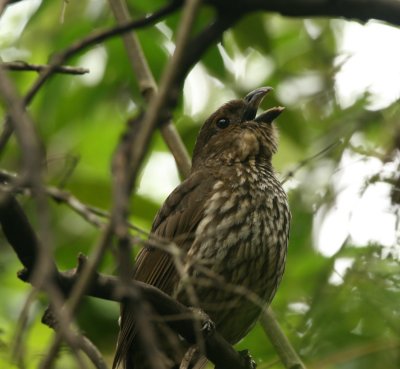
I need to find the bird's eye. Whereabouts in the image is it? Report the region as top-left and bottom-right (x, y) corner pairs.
(216, 118), (230, 129)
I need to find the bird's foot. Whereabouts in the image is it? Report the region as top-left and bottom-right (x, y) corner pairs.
(189, 307), (216, 337)
(214, 349), (256, 369)
(238, 349), (256, 369)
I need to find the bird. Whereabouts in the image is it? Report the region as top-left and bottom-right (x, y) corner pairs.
(113, 87), (291, 369)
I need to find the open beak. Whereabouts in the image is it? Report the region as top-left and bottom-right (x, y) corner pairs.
(243, 87), (284, 124)
(255, 106), (285, 124)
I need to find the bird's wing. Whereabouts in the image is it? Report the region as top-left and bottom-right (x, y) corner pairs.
(138, 169), (214, 288)
(113, 170), (215, 369)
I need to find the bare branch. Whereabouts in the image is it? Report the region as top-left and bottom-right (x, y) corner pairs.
(109, 0), (192, 178)
(38, 266), (251, 369)
(0, 192), (89, 369)
(0, 67), (43, 184)
(0, 195), (250, 369)
(12, 289), (38, 369)
(245, 0), (400, 26)
(0, 169), (155, 238)
(1, 61), (89, 75)
(79, 335), (109, 369)
(281, 140), (343, 184)
(125, 0), (202, 192)
(23, 1), (181, 108)
(38, 223), (115, 369)
(0, 1), (181, 153)
(42, 311), (109, 369)
(260, 309), (306, 369)
(0, 74), (75, 366)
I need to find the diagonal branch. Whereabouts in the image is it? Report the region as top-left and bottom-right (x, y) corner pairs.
(105, 3), (307, 369)
(124, 0), (202, 192)
(0, 0), (181, 152)
(0, 194), (250, 369)
(1, 61), (89, 75)
(0, 5), (183, 364)
(22, 0), (182, 107)
(109, 0), (192, 177)
(260, 309), (306, 369)
(0, 67), (88, 369)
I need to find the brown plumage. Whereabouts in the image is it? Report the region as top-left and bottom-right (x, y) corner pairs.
(113, 87), (291, 369)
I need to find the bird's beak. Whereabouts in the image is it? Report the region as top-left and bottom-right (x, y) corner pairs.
(243, 87), (284, 124)
(243, 87), (272, 121)
(255, 106), (285, 124)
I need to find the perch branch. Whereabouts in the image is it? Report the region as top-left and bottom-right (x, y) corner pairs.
(0, 195), (250, 369)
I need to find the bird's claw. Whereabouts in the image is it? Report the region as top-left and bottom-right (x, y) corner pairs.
(189, 307), (216, 337)
(215, 349), (256, 369)
(239, 349), (257, 369)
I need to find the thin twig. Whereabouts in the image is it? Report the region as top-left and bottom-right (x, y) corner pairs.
(1, 61), (89, 75)
(79, 335), (109, 369)
(260, 309), (306, 369)
(110, 107), (166, 368)
(108, 0), (158, 98)
(43, 308), (109, 369)
(23, 1), (182, 108)
(281, 140), (342, 184)
(125, 0), (202, 192)
(0, 169), (104, 228)
(0, 69), (87, 368)
(0, 169), (158, 240)
(0, 190), (301, 369)
(0, 1), (181, 153)
(0, 67), (43, 185)
(109, 2), (220, 364)
(23, 262), (251, 369)
(0, 194), (250, 369)
(107, 3), (308, 368)
(107, 2), (192, 367)
(39, 283), (89, 369)
(38, 223), (114, 369)
(109, 0), (192, 178)
(11, 289), (38, 369)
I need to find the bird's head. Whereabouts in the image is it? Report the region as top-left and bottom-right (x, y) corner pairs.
(192, 87), (284, 170)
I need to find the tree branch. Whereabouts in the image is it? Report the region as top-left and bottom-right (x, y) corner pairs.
(36, 266), (252, 369)
(124, 0), (202, 192)
(209, 0), (400, 26)
(0, 67), (90, 369)
(0, 194), (250, 369)
(0, 1), (181, 153)
(23, 0), (181, 108)
(269, 0), (400, 25)
(109, 0), (192, 178)
(1, 61), (89, 75)
(260, 309), (306, 369)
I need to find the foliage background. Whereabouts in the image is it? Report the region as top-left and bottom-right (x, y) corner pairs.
(0, 0), (399, 368)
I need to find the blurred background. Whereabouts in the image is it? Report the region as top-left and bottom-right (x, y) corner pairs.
(0, 1), (399, 368)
